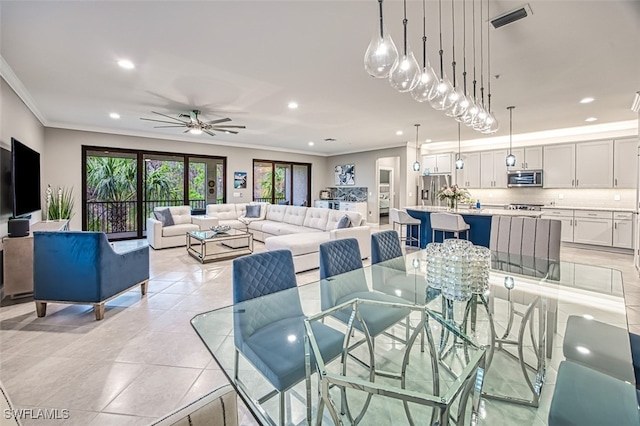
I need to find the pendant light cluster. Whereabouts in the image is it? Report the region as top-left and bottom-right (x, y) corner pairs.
(364, 0), (499, 134)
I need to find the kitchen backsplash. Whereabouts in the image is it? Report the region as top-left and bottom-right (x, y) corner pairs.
(326, 187), (368, 202)
(468, 188), (636, 209)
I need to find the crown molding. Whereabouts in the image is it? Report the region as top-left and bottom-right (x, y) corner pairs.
(0, 55), (48, 126)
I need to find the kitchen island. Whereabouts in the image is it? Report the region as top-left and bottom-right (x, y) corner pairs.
(404, 206), (543, 248)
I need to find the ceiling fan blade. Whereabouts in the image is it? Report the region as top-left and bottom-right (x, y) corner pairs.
(205, 118), (231, 125)
(203, 129), (216, 137)
(212, 129), (239, 134)
(140, 118), (188, 125)
(189, 110), (198, 122)
(153, 125), (187, 128)
(183, 129), (191, 133)
(151, 111), (189, 124)
(211, 125), (246, 129)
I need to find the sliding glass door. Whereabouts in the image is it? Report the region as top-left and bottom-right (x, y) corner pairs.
(252, 160), (310, 206)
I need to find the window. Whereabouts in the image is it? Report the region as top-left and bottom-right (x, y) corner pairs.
(253, 160), (310, 206)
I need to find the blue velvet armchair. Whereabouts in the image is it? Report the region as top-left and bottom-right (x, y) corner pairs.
(33, 231), (150, 320)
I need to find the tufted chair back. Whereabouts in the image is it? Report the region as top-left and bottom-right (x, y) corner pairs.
(371, 230), (405, 272)
(319, 238), (368, 311)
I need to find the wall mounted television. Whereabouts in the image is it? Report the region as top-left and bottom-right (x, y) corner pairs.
(11, 138), (41, 218)
(0, 146), (12, 217)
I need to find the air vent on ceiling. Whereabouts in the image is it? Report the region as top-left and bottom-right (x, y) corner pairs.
(491, 4), (532, 29)
(324, 138), (336, 142)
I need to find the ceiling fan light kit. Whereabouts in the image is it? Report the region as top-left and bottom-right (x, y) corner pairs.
(140, 110), (245, 137)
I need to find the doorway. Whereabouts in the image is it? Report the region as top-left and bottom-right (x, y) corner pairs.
(378, 167), (394, 225)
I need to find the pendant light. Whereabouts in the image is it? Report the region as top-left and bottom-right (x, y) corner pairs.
(445, 0), (469, 118)
(389, 0), (421, 92)
(413, 124), (422, 172)
(411, 0), (438, 102)
(429, 0), (454, 110)
(455, 123), (464, 169)
(460, 0), (479, 125)
(364, 0), (399, 78)
(505, 106), (516, 167)
(481, 0), (499, 133)
(455, 0), (471, 123)
(471, 0), (488, 129)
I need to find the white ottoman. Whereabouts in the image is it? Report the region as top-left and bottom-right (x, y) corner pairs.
(265, 232), (330, 273)
(191, 215), (219, 230)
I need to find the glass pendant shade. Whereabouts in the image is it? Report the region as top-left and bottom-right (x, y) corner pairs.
(389, 51), (421, 92)
(460, 99), (479, 125)
(455, 157), (464, 169)
(505, 153), (516, 167)
(429, 74), (454, 110)
(445, 87), (469, 118)
(413, 161), (421, 171)
(411, 66), (439, 102)
(471, 105), (488, 129)
(364, 26), (399, 78)
(481, 113), (499, 134)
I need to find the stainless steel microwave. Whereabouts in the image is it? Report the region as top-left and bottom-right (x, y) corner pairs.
(507, 170), (543, 187)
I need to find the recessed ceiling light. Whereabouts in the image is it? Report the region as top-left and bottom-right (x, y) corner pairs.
(109, 112), (120, 119)
(308, 141), (314, 146)
(117, 59), (135, 69)
(585, 117), (598, 122)
(288, 101), (298, 109)
(580, 97), (595, 104)
(396, 130), (403, 136)
(190, 128), (203, 135)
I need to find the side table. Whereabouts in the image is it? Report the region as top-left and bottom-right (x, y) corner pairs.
(2, 220), (69, 299)
(191, 215), (219, 231)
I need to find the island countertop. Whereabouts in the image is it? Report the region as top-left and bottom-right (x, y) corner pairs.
(404, 205), (543, 217)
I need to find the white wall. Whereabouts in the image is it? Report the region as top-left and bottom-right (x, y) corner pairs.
(0, 78), (45, 238)
(44, 128), (328, 230)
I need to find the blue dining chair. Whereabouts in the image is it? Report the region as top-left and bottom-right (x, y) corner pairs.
(233, 249), (344, 426)
(319, 238), (411, 344)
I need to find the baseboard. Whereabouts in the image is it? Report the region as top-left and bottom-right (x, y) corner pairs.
(562, 242), (633, 255)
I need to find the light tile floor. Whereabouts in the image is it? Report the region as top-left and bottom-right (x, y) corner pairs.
(0, 230), (638, 425)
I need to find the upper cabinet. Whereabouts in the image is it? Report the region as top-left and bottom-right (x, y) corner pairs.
(456, 152), (481, 188)
(480, 150), (508, 188)
(543, 144), (576, 188)
(422, 153), (452, 174)
(613, 138), (638, 188)
(508, 146), (543, 170)
(575, 140), (613, 188)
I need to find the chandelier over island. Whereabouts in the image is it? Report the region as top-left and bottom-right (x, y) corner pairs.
(364, 0), (499, 134)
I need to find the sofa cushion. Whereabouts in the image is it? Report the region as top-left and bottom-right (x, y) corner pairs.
(165, 206), (192, 225)
(326, 210), (362, 231)
(153, 208), (174, 227)
(219, 219), (245, 230)
(265, 233), (330, 256)
(162, 223), (199, 237)
(266, 204), (287, 222)
(283, 206), (307, 226)
(246, 204), (261, 218)
(303, 207), (330, 231)
(206, 204), (239, 220)
(336, 214), (352, 229)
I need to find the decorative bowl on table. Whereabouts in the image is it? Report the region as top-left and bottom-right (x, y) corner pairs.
(210, 225), (231, 234)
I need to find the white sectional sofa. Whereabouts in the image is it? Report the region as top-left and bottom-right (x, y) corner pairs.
(147, 202), (371, 272)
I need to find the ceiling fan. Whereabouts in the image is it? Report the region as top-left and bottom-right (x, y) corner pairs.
(140, 110), (246, 137)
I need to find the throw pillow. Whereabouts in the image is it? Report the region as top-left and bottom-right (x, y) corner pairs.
(153, 208), (174, 227)
(336, 214), (352, 229)
(246, 204), (261, 218)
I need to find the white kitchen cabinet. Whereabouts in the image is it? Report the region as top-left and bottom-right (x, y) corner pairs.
(508, 146), (543, 170)
(480, 150), (508, 188)
(315, 200), (330, 209)
(422, 153), (452, 174)
(541, 209), (574, 242)
(575, 140), (614, 188)
(543, 144), (575, 188)
(613, 212), (633, 249)
(339, 201), (367, 217)
(614, 138), (638, 188)
(456, 152), (481, 188)
(573, 210), (613, 246)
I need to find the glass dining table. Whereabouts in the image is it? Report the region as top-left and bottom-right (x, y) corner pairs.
(191, 248), (632, 425)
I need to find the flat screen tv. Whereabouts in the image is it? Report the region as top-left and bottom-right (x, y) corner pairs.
(11, 138), (41, 218)
(0, 146), (12, 217)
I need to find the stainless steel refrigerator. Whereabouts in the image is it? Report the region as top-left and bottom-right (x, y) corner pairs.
(420, 174), (451, 207)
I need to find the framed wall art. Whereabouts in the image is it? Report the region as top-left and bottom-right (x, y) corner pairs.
(334, 164), (355, 186)
(234, 172), (247, 189)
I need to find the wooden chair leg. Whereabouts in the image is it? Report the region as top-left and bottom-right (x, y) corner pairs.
(94, 303), (105, 320)
(35, 301), (47, 317)
(140, 280), (148, 296)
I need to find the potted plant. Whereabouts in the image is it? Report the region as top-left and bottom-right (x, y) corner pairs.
(46, 185), (75, 220)
(436, 185), (471, 211)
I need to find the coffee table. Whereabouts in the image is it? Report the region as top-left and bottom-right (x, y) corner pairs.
(186, 229), (253, 263)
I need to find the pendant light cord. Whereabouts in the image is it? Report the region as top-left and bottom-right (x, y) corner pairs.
(462, 0), (467, 95)
(458, 122), (462, 159)
(378, 0), (384, 37)
(479, 0), (485, 107)
(438, 0), (444, 78)
(415, 124), (420, 159)
(421, 0), (427, 68)
(472, 0), (477, 99)
(451, 0), (456, 87)
(508, 106), (514, 154)
(486, 0), (492, 113)
(402, 0), (408, 56)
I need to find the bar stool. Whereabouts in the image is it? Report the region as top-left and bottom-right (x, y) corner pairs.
(430, 212), (470, 242)
(389, 208), (421, 247)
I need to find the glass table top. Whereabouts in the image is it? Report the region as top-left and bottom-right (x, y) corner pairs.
(191, 248), (632, 425)
(188, 228), (248, 240)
